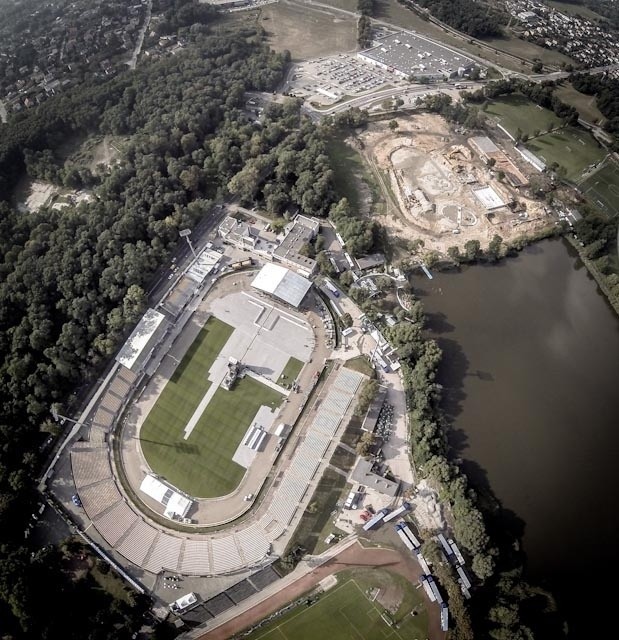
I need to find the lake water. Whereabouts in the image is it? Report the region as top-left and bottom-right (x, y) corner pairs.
(414, 238), (619, 637)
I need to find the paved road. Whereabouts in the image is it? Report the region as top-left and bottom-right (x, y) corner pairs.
(147, 207), (227, 303)
(128, 0), (152, 69)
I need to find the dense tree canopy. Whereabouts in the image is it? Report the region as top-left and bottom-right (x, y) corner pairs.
(0, 27), (326, 637)
(405, 0), (504, 37)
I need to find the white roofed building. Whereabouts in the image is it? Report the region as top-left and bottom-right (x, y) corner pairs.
(251, 263), (312, 308)
(115, 308), (170, 373)
(139, 474), (193, 520)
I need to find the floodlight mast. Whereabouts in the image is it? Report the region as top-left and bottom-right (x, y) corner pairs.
(50, 404), (81, 426)
(179, 228), (197, 258)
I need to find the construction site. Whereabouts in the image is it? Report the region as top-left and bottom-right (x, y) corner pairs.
(355, 114), (551, 255)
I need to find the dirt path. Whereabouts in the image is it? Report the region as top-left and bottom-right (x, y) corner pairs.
(198, 541), (445, 640)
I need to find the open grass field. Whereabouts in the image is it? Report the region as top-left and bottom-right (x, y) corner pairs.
(285, 467), (347, 557)
(140, 318), (283, 497)
(579, 159), (619, 216)
(554, 83), (606, 124)
(326, 135), (377, 212)
(344, 355), (375, 378)
(258, 2), (357, 61)
(277, 357), (304, 387)
(526, 127), (607, 182)
(245, 577), (428, 640)
(486, 94), (562, 138)
(483, 33), (574, 68)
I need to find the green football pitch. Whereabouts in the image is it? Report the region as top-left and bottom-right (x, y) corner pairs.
(579, 159), (619, 216)
(246, 580), (428, 640)
(486, 94), (562, 138)
(525, 126), (606, 182)
(140, 317), (283, 498)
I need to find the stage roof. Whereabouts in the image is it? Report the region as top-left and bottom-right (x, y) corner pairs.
(251, 263), (312, 308)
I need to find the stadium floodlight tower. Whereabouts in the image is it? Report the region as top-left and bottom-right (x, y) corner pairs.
(50, 403), (81, 427)
(179, 228), (197, 258)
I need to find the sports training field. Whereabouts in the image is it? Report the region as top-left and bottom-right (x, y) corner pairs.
(579, 159), (619, 215)
(140, 318), (283, 498)
(486, 94), (562, 138)
(526, 127), (606, 181)
(245, 579), (428, 640)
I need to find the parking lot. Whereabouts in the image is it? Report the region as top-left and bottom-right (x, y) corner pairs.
(287, 54), (409, 105)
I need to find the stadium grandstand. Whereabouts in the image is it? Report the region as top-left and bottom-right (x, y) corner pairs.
(69, 366), (364, 577)
(115, 308), (170, 374)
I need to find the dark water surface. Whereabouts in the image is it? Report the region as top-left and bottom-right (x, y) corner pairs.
(414, 238), (619, 637)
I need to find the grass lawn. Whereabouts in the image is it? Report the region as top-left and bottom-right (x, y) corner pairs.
(277, 357), (304, 387)
(554, 83), (606, 124)
(580, 159), (619, 216)
(258, 1), (357, 61)
(245, 577), (428, 640)
(284, 467), (347, 557)
(526, 127), (607, 182)
(141, 318), (283, 497)
(486, 94), (562, 138)
(344, 355), (375, 378)
(326, 136), (372, 211)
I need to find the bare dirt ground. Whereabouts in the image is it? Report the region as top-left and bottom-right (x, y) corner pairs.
(198, 541), (445, 640)
(355, 114), (552, 259)
(89, 135), (121, 171)
(17, 180), (59, 213)
(259, 1), (358, 61)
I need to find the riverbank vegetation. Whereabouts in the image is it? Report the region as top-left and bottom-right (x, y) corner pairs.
(337, 267), (564, 636)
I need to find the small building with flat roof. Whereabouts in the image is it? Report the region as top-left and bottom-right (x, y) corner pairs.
(472, 185), (506, 210)
(351, 458), (399, 497)
(356, 253), (386, 271)
(251, 263), (312, 308)
(469, 136), (500, 160)
(273, 215), (319, 277)
(218, 216), (258, 249)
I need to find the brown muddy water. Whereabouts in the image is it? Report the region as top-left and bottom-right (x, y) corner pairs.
(414, 238), (619, 638)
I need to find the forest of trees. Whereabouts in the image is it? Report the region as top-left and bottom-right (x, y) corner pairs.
(357, 0), (376, 16)
(559, 0), (619, 27)
(0, 22), (353, 636)
(406, 0), (505, 38)
(357, 14), (373, 48)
